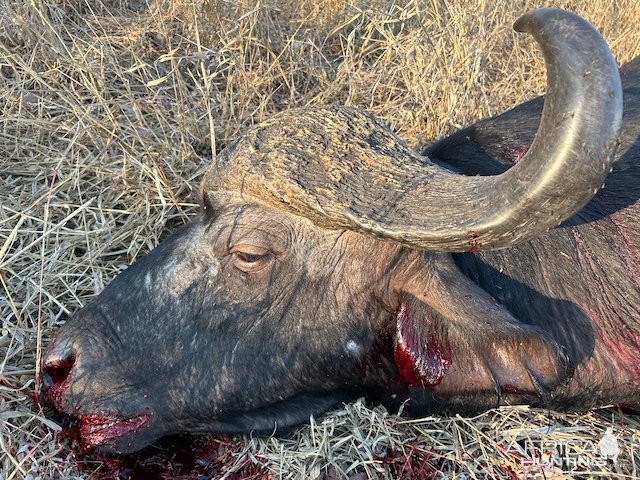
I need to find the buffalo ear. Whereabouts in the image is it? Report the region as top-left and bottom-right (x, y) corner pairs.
(393, 254), (573, 407)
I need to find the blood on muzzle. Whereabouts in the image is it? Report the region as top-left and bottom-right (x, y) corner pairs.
(41, 346), (76, 406)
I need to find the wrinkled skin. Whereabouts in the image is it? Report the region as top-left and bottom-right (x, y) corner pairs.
(43, 48), (640, 456)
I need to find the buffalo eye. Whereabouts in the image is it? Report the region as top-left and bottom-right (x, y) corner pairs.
(230, 245), (272, 273)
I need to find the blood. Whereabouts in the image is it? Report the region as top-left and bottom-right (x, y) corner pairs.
(39, 363), (270, 478)
(596, 317), (640, 383)
(395, 343), (423, 386)
(68, 434), (272, 480)
(41, 401), (271, 480)
(501, 144), (530, 163)
(467, 232), (481, 252)
(382, 445), (441, 479)
(572, 225), (640, 383)
(41, 355), (75, 410)
(77, 414), (150, 452)
(41, 388), (271, 479)
(394, 300), (452, 387)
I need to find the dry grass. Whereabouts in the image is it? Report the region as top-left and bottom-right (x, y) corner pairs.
(1, 0), (640, 478)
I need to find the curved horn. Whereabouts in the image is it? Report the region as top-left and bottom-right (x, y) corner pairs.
(204, 8), (622, 252)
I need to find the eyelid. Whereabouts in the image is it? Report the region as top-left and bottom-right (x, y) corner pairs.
(229, 244), (271, 256)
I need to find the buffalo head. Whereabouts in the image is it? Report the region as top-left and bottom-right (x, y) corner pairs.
(41, 8), (623, 453)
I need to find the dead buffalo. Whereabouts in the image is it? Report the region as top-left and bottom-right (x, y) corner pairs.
(42, 8), (640, 454)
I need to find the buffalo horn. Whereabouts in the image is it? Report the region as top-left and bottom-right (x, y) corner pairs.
(203, 8), (622, 252)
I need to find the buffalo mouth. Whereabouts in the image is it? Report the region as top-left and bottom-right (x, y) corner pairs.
(52, 409), (151, 453)
(77, 413), (150, 450)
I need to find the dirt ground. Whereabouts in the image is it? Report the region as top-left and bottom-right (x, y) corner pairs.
(1, 0), (640, 478)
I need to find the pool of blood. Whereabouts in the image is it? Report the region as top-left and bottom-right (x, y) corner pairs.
(60, 426), (271, 479)
(42, 406), (271, 479)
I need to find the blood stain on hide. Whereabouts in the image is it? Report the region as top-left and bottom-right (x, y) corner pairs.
(395, 343), (424, 386)
(80, 414), (150, 451)
(501, 144), (530, 163)
(394, 300), (452, 387)
(500, 383), (522, 395)
(41, 354), (76, 406)
(467, 232), (481, 252)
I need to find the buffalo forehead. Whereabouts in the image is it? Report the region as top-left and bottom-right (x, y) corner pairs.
(205, 201), (296, 253)
(203, 193), (383, 265)
(200, 105), (435, 231)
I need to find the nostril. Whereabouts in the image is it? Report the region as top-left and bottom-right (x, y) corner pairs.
(42, 348), (76, 390)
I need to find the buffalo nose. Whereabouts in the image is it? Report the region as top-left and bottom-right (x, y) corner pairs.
(42, 344), (76, 391)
